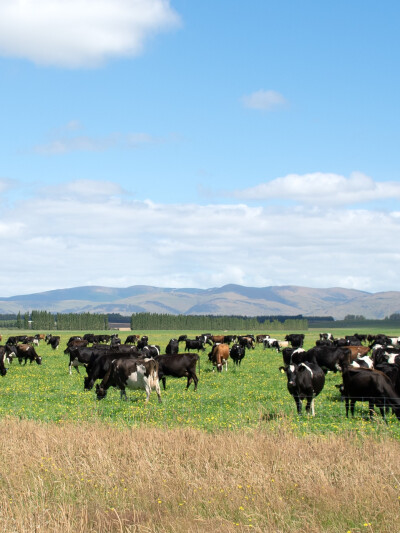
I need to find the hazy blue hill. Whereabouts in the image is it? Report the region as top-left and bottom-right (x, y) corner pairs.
(0, 284), (398, 319)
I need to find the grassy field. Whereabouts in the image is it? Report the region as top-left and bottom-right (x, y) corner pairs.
(1, 328), (400, 532)
(1, 327), (400, 436)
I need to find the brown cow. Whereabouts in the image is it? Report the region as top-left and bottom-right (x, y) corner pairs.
(344, 345), (370, 362)
(209, 343), (229, 372)
(210, 335), (225, 344)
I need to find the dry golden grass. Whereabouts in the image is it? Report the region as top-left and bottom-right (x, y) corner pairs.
(0, 417), (399, 532)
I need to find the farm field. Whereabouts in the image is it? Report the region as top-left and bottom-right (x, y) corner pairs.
(1, 328), (400, 532)
(1, 328), (400, 436)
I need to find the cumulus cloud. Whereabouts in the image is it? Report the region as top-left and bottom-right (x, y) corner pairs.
(0, 0), (181, 68)
(1, 179), (400, 296)
(242, 90), (287, 111)
(234, 172), (400, 205)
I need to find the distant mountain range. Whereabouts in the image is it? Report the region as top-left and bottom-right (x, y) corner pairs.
(0, 284), (400, 319)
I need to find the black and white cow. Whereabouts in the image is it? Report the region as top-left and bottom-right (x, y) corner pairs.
(280, 362), (325, 415)
(96, 357), (162, 403)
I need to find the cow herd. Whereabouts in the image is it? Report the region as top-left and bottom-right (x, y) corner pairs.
(1, 330), (400, 423)
(279, 332), (400, 421)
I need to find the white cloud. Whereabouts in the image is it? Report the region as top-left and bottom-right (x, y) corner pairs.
(242, 90), (287, 111)
(1, 179), (400, 296)
(0, 0), (181, 68)
(234, 172), (400, 205)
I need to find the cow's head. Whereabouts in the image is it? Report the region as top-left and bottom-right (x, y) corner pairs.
(36, 356), (42, 365)
(0, 367), (7, 377)
(95, 384), (107, 400)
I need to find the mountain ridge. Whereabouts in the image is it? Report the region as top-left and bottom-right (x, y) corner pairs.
(0, 284), (399, 319)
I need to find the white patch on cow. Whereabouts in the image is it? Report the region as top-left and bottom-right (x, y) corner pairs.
(386, 352), (398, 365)
(289, 364), (295, 373)
(292, 348), (305, 355)
(299, 363), (313, 379)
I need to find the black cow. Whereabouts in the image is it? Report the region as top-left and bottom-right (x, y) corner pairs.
(230, 344), (245, 366)
(154, 353), (199, 390)
(280, 362), (325, 415)
(185, 339), (205, 352)
(141, 345), (161, 357)
(178, 335), (188, 343)
(285, 334), (305, 348)
(46, 335), (60, 350)
(341, 367), (400, 421)
(305, 345), (349, 373)
(96, 358), (162, 403)
(125, 335), (140, 344)
(14, 344), (42, 365)
(165, 339), (179, 355)
(84, 350), (141, 390)
(0, 348), (7, 376)
(237, 336), (255, 349)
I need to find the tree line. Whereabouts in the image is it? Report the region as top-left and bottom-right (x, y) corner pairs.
(130, 313), (308, 331)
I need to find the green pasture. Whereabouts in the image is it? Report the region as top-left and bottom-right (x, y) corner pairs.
(1, 328), (400, 437)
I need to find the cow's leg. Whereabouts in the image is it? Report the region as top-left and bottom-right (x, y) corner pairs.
(162, 376), (166, 390)
(120, 388), (127, 401)
(155, 380), (162, 403)
(350, 400), (356, 417)
(294, 396), (302, 414)
(69, 363), (72, 375)
(345, 397), (350, 417)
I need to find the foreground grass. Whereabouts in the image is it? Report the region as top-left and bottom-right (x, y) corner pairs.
(0, 418), (399, 532)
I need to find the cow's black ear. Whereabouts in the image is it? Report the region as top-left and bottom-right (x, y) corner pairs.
(279, 366), (286, 373)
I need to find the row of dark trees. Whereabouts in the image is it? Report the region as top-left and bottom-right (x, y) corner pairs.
(130, 312), (308, 331)
(0, 311), (108, 330)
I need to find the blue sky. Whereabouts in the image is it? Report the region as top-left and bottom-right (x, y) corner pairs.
(0, 0), (400, 297)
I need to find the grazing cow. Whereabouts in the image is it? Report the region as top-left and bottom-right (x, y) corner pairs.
(125, 335), (140, 344)
(185, 339), (205, 352)
(263, 338), (280, 351)
(165, 339), (179, 355)
(319, 333), (334, 341)
(341, 366), (400, 421)
(210, 335), (225, 344)
(238, 336), (255, 349)
(256, 334), (270, 344)
(46, 335), (60, 350)
(67, 348), (94, 375)
(14, 344), (42, 365)
(285, 334), (305, 348)
(230, 343), (245, 366)
(209, 343), (229, 372)
(84, 350), (140, 390)
(280, 362), (325, 415)
(64, 339), (89, 353)
(154, 353), (199, 390)
(96, 358), (162, 403)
